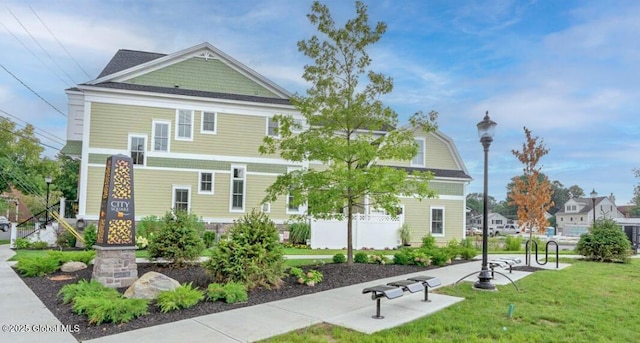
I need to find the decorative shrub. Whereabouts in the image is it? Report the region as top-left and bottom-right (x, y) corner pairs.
(83, 224), (97, 249)
(412, 251), (431, 267)
(156, 282), (204, 313)
(421, 235), (436, 249)
(59, 279), (148, 325)
(48, 250), (96, 265)
(58, 280), (119, 304)
(56, 230), (77, 248)
(399, 223), (412, 246)
(135, 236), (149, 250)
(147, 210), (205, 266)
(332, 253), (346, 263)
(458, 237), (478, 260)
(503, 235), (523, 251)
(15, 256), (59, 276)
(203, 231), (216, 248)
(204, 210), (285, 290)
(288, 222), (310, 244)
(393, 248), (413, 265)
(445, 238), (461, 258)
(577, 219), (632, 262)
(369, 254), (390, 265)
(31, 241), (49, 250)
(14, 238), (31, 249)
(290, 267), (323, 286)
(135, 215), (164, 238)
(206, 282), (248, 303)
(354, 252), (369, 263)
(429, 248), (453, 266)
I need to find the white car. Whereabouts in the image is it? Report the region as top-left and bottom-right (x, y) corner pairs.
(466, 227), (482, 236)
(0, 216), (10, 232)
(490, 224), (519, 236)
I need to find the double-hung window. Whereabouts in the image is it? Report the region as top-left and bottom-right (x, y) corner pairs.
(412, 138), (425, 167)
(173, 186), (190, 212)
(201, 112), (216, 134)
(199, 172), (214, 195)
(230, 166), (246, 211)
(430, 207), (444, 236)
(153, 121), (170, 152)
(176, 109), (193, 140)
(129, 135), (146, 165)
(267, 117), (279, 137)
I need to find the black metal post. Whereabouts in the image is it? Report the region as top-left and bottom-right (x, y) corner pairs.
(474, 136), (496, 291)
(45, 176), (51, 226)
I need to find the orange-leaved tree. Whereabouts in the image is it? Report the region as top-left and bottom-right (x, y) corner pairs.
(509, 127), (554, 264)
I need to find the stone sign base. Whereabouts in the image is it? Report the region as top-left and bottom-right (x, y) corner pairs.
(92, 246), (138, 288)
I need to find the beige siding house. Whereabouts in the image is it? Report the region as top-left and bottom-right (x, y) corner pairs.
(62, 42), (471, 244)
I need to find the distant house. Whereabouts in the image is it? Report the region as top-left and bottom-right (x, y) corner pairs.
(556, 194), (623, 235)
(618, 205), (640, 218)
(468, 212), (508, 229)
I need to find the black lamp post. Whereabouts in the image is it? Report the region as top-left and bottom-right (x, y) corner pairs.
(590, 189), (597, 226)
(45, 175), (52, 226)
(474, 111), (497, 291)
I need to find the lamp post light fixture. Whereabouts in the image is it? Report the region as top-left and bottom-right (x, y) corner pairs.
(590, 188), (598, 226)
(474, 111), (497, 291)
(45, 175), (52, 227)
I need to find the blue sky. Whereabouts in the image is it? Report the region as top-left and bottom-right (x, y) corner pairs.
(1, 0), (638, 205)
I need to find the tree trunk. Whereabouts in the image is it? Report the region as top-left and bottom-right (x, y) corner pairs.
(346, 200), (354, 265)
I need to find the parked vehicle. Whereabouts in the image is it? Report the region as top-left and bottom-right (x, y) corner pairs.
(466, 227), (482, 236)
(490, 224), (519, 236)
(0, 216), (10, 232)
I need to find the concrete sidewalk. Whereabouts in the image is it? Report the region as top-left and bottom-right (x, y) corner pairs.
(0, 246), (569, 343)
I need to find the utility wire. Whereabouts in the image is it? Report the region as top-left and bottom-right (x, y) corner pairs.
(0, 123), (62, 151)
(0, 116), (65, 148)
(28, 5), (92, 79)
(6, 6), (78, 86)
(0, 109), (66, 145)
(0, 22), (73, 88)
(0, 63), (67, 117)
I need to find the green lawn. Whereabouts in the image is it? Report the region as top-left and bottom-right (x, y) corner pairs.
(263, 259), (640, 342)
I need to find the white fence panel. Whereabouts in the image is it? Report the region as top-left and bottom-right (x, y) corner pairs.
(311, 214), (403, 249)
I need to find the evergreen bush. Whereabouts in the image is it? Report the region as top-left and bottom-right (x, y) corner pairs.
(147, 210), (205, 266)
(393, 248), (413, 265)
(15, 256), (59, 277)
(354, 252), (369, 263)
(204, 210), (285, 290)
(332, 253), (346, 263)
(135, 215), (164, 238)
(577, 219), (632, 262)
(203, 231), (216, 248)
(156, 282), (204, 313)
(83, 224), (97, 249)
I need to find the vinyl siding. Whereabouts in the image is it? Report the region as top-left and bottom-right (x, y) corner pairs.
(402, 197), (464, 245)
(127, 57), (277, 98)
(378, 132), (459, 170)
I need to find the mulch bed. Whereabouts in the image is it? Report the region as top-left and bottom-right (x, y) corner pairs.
(17, 260), (474, 341)
(511, 265), (548, 272)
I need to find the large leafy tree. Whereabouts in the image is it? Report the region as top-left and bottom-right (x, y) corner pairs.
(260, 1), (437, 264)
(466, 192), (496, 216)
(509, 127), (554, 265)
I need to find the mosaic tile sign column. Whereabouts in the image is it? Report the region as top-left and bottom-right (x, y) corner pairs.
(92, 154), (138, 288)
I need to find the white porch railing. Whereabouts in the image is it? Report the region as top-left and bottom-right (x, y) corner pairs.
(310, 213), (403, 249)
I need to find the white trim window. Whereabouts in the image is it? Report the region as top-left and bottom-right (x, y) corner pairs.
(412, 138), (426, 167)
(172, 186), (191, 212)
(286, 167), (303, 214)
(230, 165), (246, 212)
(267, 117), (279, 137)
(152, 120), (170, 152)
(176, 109), (194, 141)
(430, 206), (445, 236)
(261, 202), (271, 213)
(128, 134), (146, 166)
(201, 112), (217, 134)
(291, 118), (305, 133)
(198, 172), (214, 195)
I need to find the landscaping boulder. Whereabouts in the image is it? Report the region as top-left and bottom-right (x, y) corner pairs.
(123, 271), (180, 300)
(60, 261), (87, 273)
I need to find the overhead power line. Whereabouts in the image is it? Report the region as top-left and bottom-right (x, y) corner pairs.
(6, 6), (78, 86)
(0, 112), (66, 145)
(29, 5), (92, 79)
(0, 122), (62, 152)
(0, 63), (67, 117)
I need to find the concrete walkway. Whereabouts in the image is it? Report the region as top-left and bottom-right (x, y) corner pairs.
(0, 245), (570, 343)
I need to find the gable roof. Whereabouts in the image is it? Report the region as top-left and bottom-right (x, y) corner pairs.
(87, 42), (291, 100)
(556, 196), (607, 215)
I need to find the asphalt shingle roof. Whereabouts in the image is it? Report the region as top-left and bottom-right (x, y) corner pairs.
(97, 49), (167, 78)
(396, 166), (472, 180)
